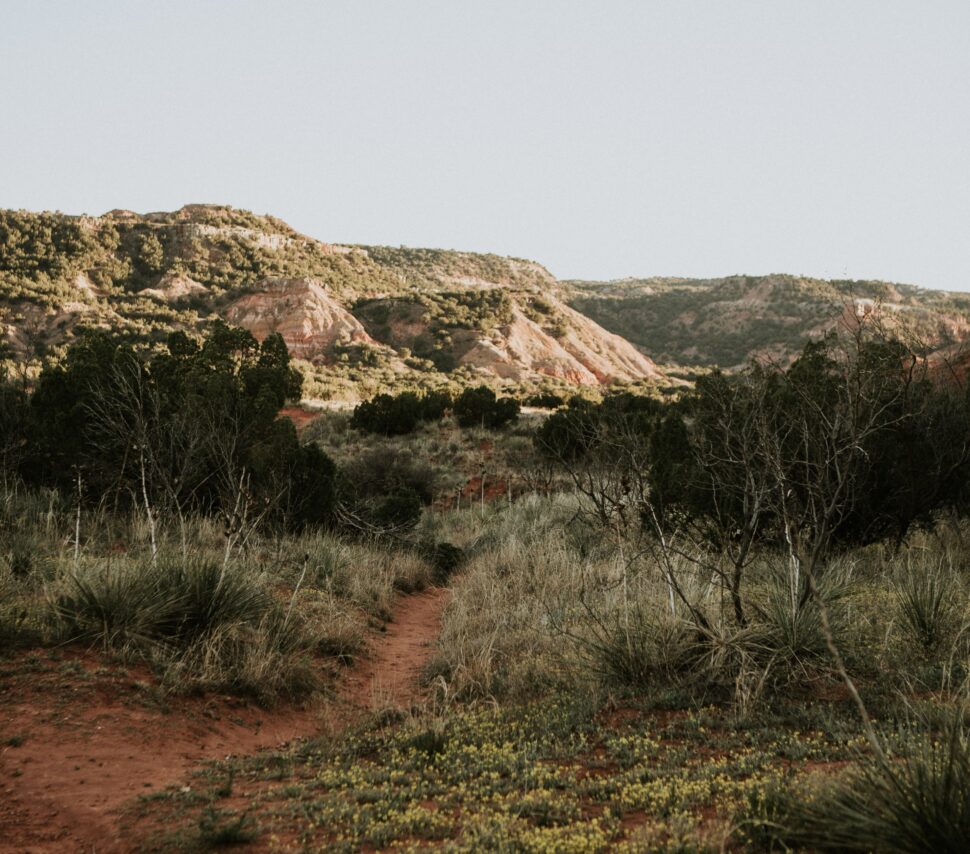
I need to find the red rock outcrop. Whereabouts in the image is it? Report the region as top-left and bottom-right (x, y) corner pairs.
(457, 294), (665, 385)
(223, 277), (377, 361)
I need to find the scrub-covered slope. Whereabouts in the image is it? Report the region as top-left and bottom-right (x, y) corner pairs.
(0, 205), (666, 393)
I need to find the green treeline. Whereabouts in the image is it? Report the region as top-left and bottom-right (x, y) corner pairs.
(350, 385), (520, 436)
(2, 322), (336, 537)
(537, 325), (970, 628)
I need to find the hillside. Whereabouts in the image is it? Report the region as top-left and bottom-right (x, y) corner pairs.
(0, 205), (665, 397)
(565, 274), (970, 368)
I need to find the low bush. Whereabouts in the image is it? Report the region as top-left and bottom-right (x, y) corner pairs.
(351, 389), (454, 436)
(341, 446), (440, 505)
(418, 540), (465, 582)
(574, 599), (694, 691)
(759, 559), (853, 669)
(367, 489), (425, 532)
(453, 386), (519, 429)
(351, 392), (422, 436)
(338, 446), (441, 534)
(523, 391), (564, 409)
(895, 561), (961, 656)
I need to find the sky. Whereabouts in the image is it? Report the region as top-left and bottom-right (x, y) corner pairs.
(1, 1), (968, 289)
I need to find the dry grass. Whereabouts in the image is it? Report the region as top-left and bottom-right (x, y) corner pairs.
(0, 490), (437, 702)
(431, 496), (970, 717)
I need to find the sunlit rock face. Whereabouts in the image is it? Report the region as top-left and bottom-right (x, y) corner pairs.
(224, 277), (377, 362)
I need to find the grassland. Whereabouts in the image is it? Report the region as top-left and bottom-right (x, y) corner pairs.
(6, 480), (970, 851)
(52, 493), (968, 852)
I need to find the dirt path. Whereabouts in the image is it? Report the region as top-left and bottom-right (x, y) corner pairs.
(0, 585), (450, 853)
(338, 585), (450, 712)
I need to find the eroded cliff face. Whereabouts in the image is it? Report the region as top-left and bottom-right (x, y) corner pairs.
(553, 299), (666, 383)
(141, 272), (208, 303)
(459, 306), (600, 384)
(457, 298), (664, 386)
(223, 278), (378, 361)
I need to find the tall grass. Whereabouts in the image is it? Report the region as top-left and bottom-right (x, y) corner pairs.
(430, 497), (593, 701)
(1, 477), (443, 701)
(51, 558), (268, 647)
(432, 496), (970, 714)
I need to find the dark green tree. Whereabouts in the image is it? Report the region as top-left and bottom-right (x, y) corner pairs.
(454, 386), (519, 429)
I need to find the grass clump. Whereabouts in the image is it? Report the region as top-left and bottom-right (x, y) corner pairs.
(779, 724), (970, 853)
(896, 561), (961, 656)
(50, 558), (316, 701)
(197, 807), (257, 847)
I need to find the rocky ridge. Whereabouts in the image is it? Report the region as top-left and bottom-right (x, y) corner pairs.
(0, 205), (667, 391)
(566, 273), (970, 368)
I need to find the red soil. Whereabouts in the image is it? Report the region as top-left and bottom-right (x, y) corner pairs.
(278, 405), (320, 433)
(338, 586), (450, 712)
(437, 476), (511, 511)
(0, 586), (450, 853)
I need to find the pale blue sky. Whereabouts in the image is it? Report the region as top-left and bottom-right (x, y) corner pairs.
(1, 1), (968, 289)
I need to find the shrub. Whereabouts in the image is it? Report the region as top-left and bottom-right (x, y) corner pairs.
(575, 600), (693, 691)
(52, 558), (268, 648)
(524, 392), (564, 408)
(197, 807), (257, 847)
(23, 324), (331, 536)
(418, 541), (466, 582)
(369, 489), (424, 532)
(453, 386), (519, 429)
(418, 389), (453, 421)
(52, 562), (177, 648)
(351, 392), (421, 436)
(154, 559), (268, 644)
(760, 560), (852, 666)
(163, 609), (317, 700)
(345, 446), (439, 504)
(50, 558), (315, 700)
(351, 389), (453, 436)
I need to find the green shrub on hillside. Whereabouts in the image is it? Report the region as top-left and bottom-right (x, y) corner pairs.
(19, 322), (336, 533)
(453, 385), (520, 429)
(351, 389), (454, 436)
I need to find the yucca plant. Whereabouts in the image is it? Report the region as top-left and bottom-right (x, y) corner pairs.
(51, 562), (178, 648)
(759, 559), (852, 670)
(155, 559), (268, 643)
(310, 536), (349, 585)
(896, 563), (959, 655)
(51, 558), (315, 700)
(52, 559), (267, 649)
(786, 723), (970, 853)
(575, 599), (693, 690)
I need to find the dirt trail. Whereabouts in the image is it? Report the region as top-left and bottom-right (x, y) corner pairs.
(0, 585), (450, 853)
(338, 586), (450, 712)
